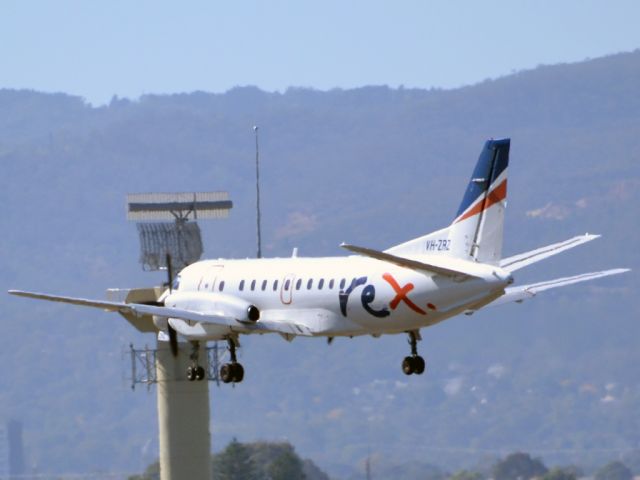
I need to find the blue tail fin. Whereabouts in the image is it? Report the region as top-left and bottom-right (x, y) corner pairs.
(454, 138), (510, 223)
(387, 138), (510, 265)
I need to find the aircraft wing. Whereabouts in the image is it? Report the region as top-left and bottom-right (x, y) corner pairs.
(478, 268), (630, 309)
(7, 290), (316, 336)
(500, 234), (600, 272)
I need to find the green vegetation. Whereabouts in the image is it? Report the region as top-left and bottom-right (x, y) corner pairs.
(129, 443), (636, 480)
(541, 467), (579, 480)
(594, 462), (633, 480)
(493, 452), (547, 480)
(213, 438), (259, 480)
(128, 439), (325, 479)
(448, 470), (484, 480)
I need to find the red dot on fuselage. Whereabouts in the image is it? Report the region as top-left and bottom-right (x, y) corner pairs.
(427, 303), (437, 310)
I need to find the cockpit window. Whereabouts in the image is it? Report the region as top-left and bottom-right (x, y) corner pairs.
(172, 275), (181, 291)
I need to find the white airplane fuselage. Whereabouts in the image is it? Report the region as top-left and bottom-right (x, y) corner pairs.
(165, 255), (512, 341)
(9, 138), (629, 381)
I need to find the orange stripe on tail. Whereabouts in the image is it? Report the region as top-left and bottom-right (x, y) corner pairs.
(455, 179), (507, 224)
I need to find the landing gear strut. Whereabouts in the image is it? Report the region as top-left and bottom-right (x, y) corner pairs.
(186, 341), (206, 381)
(402, 331), (426, 375)
(220, 337), (244, 384)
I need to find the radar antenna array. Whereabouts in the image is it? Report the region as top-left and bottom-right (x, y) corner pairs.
(126, 191), (232, 271)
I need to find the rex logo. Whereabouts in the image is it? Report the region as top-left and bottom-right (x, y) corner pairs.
(338, 273), (436, 318)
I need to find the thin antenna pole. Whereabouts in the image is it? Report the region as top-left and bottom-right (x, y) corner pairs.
(253, 125), (262, 258)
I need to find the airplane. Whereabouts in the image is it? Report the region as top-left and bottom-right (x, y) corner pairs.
(9, 138), (629, 384)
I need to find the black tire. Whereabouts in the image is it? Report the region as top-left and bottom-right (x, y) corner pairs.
(220, 363), (233, 383)
(196, 366), (206, 381)
(186, 366), (196, 382)
(231, 363), (244, 383)
(413, 356), (426, 375)
(402, 356), (415, 375)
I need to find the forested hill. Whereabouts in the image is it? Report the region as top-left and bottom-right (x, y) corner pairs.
(1, 50), (638, 478)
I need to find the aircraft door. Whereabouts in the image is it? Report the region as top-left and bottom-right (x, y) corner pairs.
(280, 274), (295, 305)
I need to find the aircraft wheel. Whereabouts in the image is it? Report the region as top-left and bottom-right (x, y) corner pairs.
(186, 366), (196, 382)
(413, 356), (426, 375)
(196, 365), (206, 381)
(402, 356), (415, 375)
(220, 363), (234, 383)
(231, 363), (244, 383)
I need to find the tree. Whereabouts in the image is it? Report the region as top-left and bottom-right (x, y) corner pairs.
(267, 446), (306, 480)
(493, 452), (548, 480)
(449, 470), (484, 480)
(620, 450), (640, 475)
(212, 438), (258, 480)
(127, 460), (159, 480)
(541, 467), (577, 480)
(594, 461), (633, 480)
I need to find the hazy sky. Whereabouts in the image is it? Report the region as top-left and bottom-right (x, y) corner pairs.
(2, 0), (639, 105)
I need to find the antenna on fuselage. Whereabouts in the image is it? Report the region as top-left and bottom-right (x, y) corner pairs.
(253, 125), (262, 259)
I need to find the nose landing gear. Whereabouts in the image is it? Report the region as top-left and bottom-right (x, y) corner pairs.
(402, 330), (426, 375)
(220, 337), (244, 384)
(186, 364), (206, 381)
(186, 341), (206, 381)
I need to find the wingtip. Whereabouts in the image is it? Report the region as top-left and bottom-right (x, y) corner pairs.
(614, 267), (631, 274)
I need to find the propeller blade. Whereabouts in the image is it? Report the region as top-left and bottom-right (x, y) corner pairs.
(166, 253), (174, 292)
(165, 253), (178, 356)
(168, 325), (178, 357)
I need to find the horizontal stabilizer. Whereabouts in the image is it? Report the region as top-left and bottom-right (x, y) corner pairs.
(7, 290), (315, 336)
(500, 234), (600, 272)
(483, 268), (630, 308)
(340, 243), (479, 279)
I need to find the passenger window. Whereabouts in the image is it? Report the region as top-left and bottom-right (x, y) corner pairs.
(239, 280), (245, 291)
(328, 279), (334, 289)
(251, 280), (256, 291)
(307, 279), (313, 290)
(261, 280), (267, 291)
(273, 280), (279, 291)
(318, 279), (324, 290)
(339, 278), (346, 289)
(284, 279), (290, 291)
(296, 279), (302, 290)
(219, 281), (225, 292)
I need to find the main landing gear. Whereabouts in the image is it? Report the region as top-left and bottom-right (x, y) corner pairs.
(220, 337), (244, 384)
(186, 342), (206, 381)
(402, 330), (426, 375)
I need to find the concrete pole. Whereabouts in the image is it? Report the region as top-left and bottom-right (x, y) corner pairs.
(156, 340), (211, 480)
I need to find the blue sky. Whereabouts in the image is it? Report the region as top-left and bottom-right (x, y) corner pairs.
(2, 0), (639, 105)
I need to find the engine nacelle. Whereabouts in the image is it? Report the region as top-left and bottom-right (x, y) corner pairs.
(164, 291), (260, 323)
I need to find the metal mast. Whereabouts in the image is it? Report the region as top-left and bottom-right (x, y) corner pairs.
(253, 125), (262, 258)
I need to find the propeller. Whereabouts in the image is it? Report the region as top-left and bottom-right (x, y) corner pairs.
(165, 253), (179, 357)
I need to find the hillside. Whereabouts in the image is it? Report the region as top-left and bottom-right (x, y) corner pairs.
(1, 50), (639, 477)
